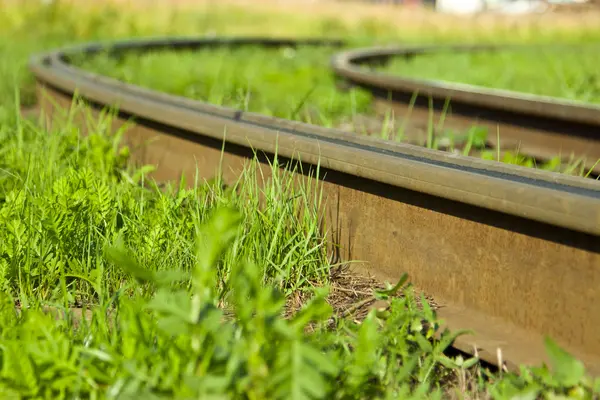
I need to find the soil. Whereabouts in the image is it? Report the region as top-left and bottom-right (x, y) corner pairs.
(286, 264), (440, 323)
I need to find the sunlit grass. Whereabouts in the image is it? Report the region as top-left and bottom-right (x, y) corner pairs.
(1, 98), (598, 398)
(0, 1), (599, 397)
(378, 45), (600, 104)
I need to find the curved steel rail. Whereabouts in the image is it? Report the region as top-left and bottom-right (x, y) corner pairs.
(29, 37), (600, 375)
(332, 44), (600, 174)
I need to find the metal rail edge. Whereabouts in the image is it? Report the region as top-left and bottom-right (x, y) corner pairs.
(29, 37), (600, 375)
(331, 43), (600, 174)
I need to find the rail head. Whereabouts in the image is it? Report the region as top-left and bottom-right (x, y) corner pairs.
(29, 37), (600, 237)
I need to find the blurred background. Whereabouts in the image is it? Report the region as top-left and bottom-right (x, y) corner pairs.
(2, 0), (598, 116)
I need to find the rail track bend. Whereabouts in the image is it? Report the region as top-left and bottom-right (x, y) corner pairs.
(332, 43), (600, 175)
(29, 37), (600, 375)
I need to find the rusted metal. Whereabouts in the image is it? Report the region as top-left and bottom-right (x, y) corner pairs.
(30, 38), (600, 375)
(331, 44), (600, 174)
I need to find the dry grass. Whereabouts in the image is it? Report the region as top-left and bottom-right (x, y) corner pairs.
(25, 0), (600, 36)
(284, 265), (440, 329)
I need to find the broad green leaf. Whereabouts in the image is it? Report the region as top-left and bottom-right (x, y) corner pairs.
(414, 332), (433, 353)
(420, 293), (435, 322)
(394, 355), (419, 383)
(193, 206), (242, 302)
(491, 382), (541, 400)
(105, 241), (155, 284)
(436, 329), (472, 354)
(374, 273), (409, 299)
(301, 344), (338, 376)
(593, 377), (600, 393)
(131, 164), (156, 184)
(437, 355), (458, 369)
(566, 386), (587, 399)
(544, 336), (586, 387)
(462, 357), (479, 369)
(155, 315), (191, 336)
(153, 270), (189, 285)
(146, 289), (192, 322)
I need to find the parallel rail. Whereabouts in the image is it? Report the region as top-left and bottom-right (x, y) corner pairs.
(29, 37), (600, 375)
(332, 44), (600, 174)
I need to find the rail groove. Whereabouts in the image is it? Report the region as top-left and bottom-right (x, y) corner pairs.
(29, 37), (600, 375)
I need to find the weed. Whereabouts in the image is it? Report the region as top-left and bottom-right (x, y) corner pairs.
(0, 1), (598, 398)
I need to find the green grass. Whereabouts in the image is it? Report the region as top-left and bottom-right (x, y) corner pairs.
(1, 101), (599, 399)
(74, 46), (373, 127)
(0, 1), (599, 397)
(378, 45), (600, 104)
(2, 103), (331, 304)
(3, 0), (600, 112)
(0, 0), (391, 112)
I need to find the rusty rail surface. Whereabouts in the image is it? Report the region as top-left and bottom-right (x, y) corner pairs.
(332, 44), (600, 174)
(29, 37), (600, 375)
